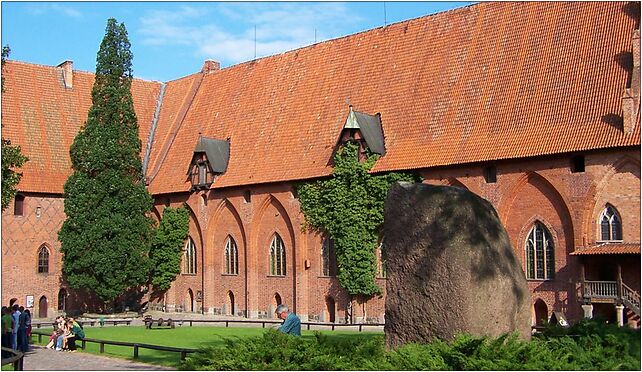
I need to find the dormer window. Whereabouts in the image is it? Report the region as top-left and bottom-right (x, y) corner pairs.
(187, 136), (230, 191)
(189, 154), (214, 190)
(335, 106), (386, 161)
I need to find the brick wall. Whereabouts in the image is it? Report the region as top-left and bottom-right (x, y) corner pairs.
(2, 148), (639, 323)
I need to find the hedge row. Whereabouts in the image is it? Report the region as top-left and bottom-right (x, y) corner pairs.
(181, 320), (640, 370)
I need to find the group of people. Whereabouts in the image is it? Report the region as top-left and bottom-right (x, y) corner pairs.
(1, 304), (32, 357)
(46, 316), (85, 352)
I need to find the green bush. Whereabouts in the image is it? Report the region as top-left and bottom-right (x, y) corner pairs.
(181, 321), (641, 371)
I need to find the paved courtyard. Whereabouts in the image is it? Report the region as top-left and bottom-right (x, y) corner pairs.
(18, 345), (174, 371)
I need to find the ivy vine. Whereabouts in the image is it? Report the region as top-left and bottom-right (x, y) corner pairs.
(297, 142), (420, 299)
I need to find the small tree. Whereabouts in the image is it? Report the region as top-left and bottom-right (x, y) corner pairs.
(59, 18), (154, 305)
(150, 206), (189, 291)
(297, 143), (419, 320)
(1, 45), (28, 211)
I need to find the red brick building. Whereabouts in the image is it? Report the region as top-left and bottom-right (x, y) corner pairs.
(2, 2), (640, 326)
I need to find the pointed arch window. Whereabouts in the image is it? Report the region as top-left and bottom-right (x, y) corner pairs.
(525, 222), (554, 280)
(38, 246), (49, 273)
(224, 236), (239, 275)
(376, 236), (387, 279)
(320, 237), (337, 277)
(599, 205), (622, 241)
(269, 234), (286, 276)
(184, 237), (197, 274)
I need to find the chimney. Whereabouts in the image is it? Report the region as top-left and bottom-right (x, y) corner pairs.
(57, 60), (73, 89)
(623, 29), (640, 133)
(201, 60), (220, 74)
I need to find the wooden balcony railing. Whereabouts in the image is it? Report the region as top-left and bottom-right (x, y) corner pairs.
(583, 280), (618, 299)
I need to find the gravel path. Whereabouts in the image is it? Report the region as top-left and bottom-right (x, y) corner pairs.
(20, 345), (175, 371)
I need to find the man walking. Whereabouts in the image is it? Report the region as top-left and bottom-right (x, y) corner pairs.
(275, 304), (301, 336)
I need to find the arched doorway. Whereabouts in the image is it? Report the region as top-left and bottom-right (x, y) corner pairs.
(227, 291), (235, 316)
(533, 299), (548, 326)
(38, 296), (48, 318)
(58, 289), (67, 312)
(325, 296), (336, 323)
(187, 289), (194, 312)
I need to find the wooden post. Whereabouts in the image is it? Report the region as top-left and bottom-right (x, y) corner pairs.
(100, 342), (105, 354)
(580, 263), (586, 300)
(133, 345), (139, 359)
(181, 351), (187, 360)
(616, 264), (623, 300)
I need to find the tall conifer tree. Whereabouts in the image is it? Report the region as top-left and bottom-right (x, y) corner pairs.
(59, 19), (154, 304)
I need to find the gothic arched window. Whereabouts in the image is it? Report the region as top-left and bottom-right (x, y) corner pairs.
(320, 237), (337, 277)
(269, 234), (286, 276)
(38, 246), (49, 273)
(525, 222), (554, 280)
(224, 236), (239, 275)
(184, 237), (197, 274)
(599, 205), (622, 241)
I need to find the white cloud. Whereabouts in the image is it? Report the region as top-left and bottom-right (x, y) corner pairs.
(28, 4), (82, 18)
(138, 3), (361, 66)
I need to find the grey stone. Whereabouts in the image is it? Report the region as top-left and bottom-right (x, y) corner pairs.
(384, 183), (531, 348)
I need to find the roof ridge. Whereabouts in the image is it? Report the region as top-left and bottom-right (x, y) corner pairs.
(5, 59), (164, 84)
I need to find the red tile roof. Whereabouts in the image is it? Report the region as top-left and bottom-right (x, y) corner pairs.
(2, 2), (640, 196)
(2, 61), (161, 194)
(571, 243), (641, 255)
(147, 1), (640, 193)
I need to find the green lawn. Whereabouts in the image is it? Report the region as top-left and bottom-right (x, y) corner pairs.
(30, 326), (381, 368)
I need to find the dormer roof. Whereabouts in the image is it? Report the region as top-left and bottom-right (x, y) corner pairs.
(344, 108), (386, 155)
(189, 136), (230, 174)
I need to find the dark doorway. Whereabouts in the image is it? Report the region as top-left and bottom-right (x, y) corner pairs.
(534, 299), (548, 326)
(187, 289), (194, 312)
(326, 296), (336, 323)
(228, 291), (235, 316)
(38, 296), (48, 318)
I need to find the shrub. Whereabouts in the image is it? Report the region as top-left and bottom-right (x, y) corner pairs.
(182, 321), (640, 371)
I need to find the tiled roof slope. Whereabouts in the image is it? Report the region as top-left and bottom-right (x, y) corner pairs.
(571, 243), (641, 255)
(2, 61), (162, 194)
(145, 73), (204, 183)
(148, 2), (640, 194)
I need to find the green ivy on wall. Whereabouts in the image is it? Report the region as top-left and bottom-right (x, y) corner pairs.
(297, 142), (420, 299)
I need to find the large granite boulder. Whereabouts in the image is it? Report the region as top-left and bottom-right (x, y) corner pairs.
(384, 182), (531, 348)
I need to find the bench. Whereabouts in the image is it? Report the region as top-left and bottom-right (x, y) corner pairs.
(144, 317), (174, 329)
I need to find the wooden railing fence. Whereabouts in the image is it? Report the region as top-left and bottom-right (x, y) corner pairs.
(0, 347), (24, 370)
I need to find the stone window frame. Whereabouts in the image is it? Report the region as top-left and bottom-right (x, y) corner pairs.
(224, 235), (239, 275)
(37, 245), (49, 274)
(525, 222), (555, 280)
(598, 204), (623, 242)
(183, 236), (197, 275)
(268, 233), (286, 276)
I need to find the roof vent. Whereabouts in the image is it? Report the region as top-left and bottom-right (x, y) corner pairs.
(201, 60), (220, 74)
(57, 60), (73, 89)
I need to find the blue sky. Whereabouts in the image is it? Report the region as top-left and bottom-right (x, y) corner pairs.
(2, 2), (473, 82)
